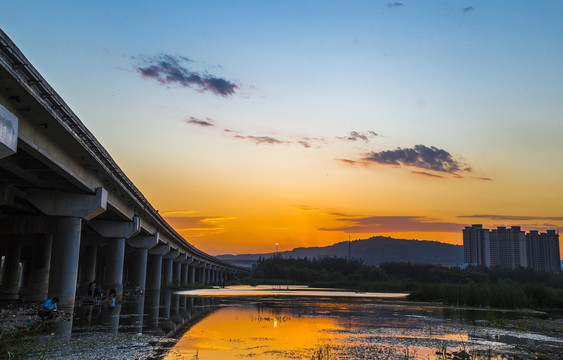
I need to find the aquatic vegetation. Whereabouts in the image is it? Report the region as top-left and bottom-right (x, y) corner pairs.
(310, 343), (331, 360)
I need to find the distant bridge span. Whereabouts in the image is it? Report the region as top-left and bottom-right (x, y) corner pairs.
(0, 29), (248, 310)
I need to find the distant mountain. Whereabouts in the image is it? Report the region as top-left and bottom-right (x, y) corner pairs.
(218, 236), (463, 266)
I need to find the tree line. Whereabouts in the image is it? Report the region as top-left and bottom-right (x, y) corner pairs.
(248, 255), (563, 309)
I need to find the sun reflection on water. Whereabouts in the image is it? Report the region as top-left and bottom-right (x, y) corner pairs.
(165, 306), (341, 360)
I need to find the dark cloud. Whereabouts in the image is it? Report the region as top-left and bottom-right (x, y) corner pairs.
(298, 140), (311, 148)
(462, 6), (474, 12)
(458, 215), (563, 222)
(185, 116), (215, 127)
(411, 171), (443, 178)
(337, 130), (379, 143)
(388, 2), (404, 8)
(319, 216), (463, 233)
(233, 135), (288, 145)
(363, 144), (467, 173)
(135, 55), (238, 97)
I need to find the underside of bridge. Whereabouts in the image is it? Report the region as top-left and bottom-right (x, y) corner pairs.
(0, 29), (247, 311)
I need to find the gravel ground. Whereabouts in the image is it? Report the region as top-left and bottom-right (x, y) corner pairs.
(1, 302), (171, 360)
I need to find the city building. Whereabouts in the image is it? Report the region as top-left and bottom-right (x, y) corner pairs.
(463, 225), (490, 266)
(526, 230), (561, 273)
(463, 225), (561, 272)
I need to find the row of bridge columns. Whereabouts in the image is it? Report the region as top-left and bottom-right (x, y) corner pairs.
(0, 188), (239, 311)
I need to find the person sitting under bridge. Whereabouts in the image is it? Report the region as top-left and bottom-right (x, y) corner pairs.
(39, 297), (60, 321)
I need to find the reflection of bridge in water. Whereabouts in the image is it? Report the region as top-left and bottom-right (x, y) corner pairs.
(0, 28), (248, 314)
(71, 292), (217, 338)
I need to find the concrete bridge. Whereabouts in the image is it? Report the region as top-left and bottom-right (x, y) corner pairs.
(0, 29), (248, 311)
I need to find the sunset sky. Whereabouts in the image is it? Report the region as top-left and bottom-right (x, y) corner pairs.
(1, 1), (562, 255)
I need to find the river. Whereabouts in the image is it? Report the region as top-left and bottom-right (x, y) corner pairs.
(36, 286), (562, 359)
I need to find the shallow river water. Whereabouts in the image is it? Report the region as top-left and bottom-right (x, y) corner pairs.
(161, 286), (562, 359)
(38, 286), (562, 359)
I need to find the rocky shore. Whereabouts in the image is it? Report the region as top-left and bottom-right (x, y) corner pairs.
(0, 302), (170, 360)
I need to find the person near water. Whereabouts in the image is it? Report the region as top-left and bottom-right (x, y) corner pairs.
(134, 283), (143, 295)
(108, 288), (117, 307)
(39, 297), (60, 320)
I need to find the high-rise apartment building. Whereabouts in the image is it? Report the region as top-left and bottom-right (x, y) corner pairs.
(463, 225), (490, 266)
(463, 225), (560, 272)
(489, 226), (526, 269)
(526, 230), (561, 273)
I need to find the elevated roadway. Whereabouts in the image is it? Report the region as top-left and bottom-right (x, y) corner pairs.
(0, 29), (248, 310)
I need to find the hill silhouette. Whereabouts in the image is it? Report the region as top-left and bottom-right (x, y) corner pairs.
(218, 236), (463, 265)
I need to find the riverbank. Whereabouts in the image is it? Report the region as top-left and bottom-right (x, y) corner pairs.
(2, 290), (562, 360)
(0, 301), (169, 360)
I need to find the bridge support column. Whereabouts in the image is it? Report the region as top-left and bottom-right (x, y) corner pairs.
(172, 261), (181, 282)
(127, 233), (158, 294)
(162, 249), (179, 287)
(78, 244), (97, 294)
(106, 238), (125, 295)
(147, 255), (163, 292)
(22, 234), (52, 301)
(189, 264), (196, 283)
(48, 217), (82, 311)
(181, 257), (192, 284)
(146, 244), (169, 292)
(88, 217), (140, 296)
(181, 263), (189, 284)
(162, 259), (173, 286)
(130, 248), (147, 290)
(200, 266), (206, 284)
(27, 187), (107, 311)
(0, 240), (21, 299)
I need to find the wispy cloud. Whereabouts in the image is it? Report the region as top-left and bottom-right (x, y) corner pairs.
(362, 144), (469, 174)
(162, 211), (235, 237)
(161, 210), (198, 216)
(319, 216), (463, 233)
(334, 158), (369, 167)
(411, 171), (443, 178)
(458, 214), (563, 222)
(135, 54), (238, 97)
(185, 116), (215, 127)
(462, 6), (474, 12)
(337, 130), (379, 143)
(291, 206), (352, 217)
(388, 2), (404, 8)
(233, 135), (288, 145)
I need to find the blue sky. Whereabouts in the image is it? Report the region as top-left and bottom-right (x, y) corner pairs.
(2, 1), (562, 254)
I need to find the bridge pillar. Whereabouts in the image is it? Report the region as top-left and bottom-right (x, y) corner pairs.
(180, 263), (188, 284)
(106, 238), (125, 295)
(181, 257), (193, 284)
(162, 249), (179, 287)
(26, 187), (107, 311)
(200, 265), (207, 284)
(127, 233), (159, 294)
(189, 261), (199, 283)
(146, 244), (169, 292)
(78, 243), (98, 295)
(173, 254), (186, 284)
(88, 217), (140, 295)
(172, 261), (181, 283)
(48, 217), (82, 311)
(0, 239), (21, 299)
(21, 234), (52, 301)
